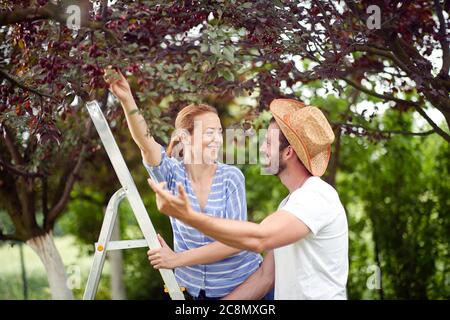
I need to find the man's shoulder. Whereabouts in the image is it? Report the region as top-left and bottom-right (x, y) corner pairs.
(288, 177), (341, 209)
(296, 177), (337, 197)
(280, 177), (347, 236)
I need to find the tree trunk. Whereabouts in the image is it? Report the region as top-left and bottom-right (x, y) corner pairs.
(108, 218), (127, 300)
(326, 128), (341, 188)
(26, 231), (74, 300)
(373, 235), (384, 300)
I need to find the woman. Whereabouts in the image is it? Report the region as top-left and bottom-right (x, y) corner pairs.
(104, 67), (262, 299)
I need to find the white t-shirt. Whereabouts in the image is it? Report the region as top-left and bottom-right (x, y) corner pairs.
(274, 177), (348, 300)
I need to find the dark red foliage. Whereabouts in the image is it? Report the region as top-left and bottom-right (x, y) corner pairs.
(0, 0), (448, 145)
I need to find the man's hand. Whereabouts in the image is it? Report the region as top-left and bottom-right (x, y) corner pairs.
(147, 234), (179, 269)
(147, 179), (194, 221)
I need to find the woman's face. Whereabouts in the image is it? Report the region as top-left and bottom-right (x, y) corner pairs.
(182, 112), (223, 164)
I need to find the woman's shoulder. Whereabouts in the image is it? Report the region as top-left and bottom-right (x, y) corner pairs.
(160, 146), (184, 167)
(219, 163), (245, 183)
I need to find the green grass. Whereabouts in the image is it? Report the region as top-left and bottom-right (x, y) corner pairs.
(0, 236), (111, 300)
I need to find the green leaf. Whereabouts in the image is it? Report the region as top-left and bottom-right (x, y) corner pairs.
(127, 43), (139, 51)
(241, 2), (253, 9)
(150, 107), (161, 118)
(273, 0), (284, 7)
(200, 43), (209, 53)
(220, 69), (235, 81)
(148, 92), (158, 98)
(188, 49), (200, 57)
(223, 46), (235, 64)
(209, 31), (218, 39)
(238, 28), (247, 37)
(210, 43), (221, 55)
(161, 135), (169, 144)
(200, 60), (211, 73)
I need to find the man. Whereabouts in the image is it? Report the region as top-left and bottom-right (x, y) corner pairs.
(148, 99), (349, 299)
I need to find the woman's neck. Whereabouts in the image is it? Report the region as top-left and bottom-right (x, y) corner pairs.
(185, 163), (217, 183)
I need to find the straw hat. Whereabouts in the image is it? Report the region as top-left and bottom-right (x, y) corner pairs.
(269, 99), (335, 177)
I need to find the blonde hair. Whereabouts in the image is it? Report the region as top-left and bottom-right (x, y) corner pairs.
(167, 104), (218, 157)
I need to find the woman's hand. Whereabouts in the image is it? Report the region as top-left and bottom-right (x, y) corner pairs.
(103, 66), (133, 102)
(147, 234), (179, 269)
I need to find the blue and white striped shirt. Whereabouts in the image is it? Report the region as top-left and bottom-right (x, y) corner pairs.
(143, 147), (262, 298)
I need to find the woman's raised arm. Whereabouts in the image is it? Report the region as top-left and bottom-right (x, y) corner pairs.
(104, 66), (162, 166)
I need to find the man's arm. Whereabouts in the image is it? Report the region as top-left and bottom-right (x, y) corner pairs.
(185, 209), (310, 252)
(222, 251), (275, 300)
(148, 181), (311, 252)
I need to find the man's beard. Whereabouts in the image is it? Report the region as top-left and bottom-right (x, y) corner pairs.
(274, 155), (287, 176)
(262, 154), (286, 176)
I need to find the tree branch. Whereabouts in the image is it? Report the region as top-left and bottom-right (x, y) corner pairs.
(15, 177), (38, 238)
(434, 0), (450, 77)
(413, 105), (450, 143)
(384, 32), (432, 84)
(0, 230), (21, 242)
(0, 69), (54, 99)
(2, 124), (23, 165)
(0, 3), (56, 26)
(352, 44), (414, 76)
(342, 77), (450, 143)
(0, 166), (28, 239)
(0, 156), (43, 178)
(42, 175), (48, 219)
(44, 141), (88, 230)
(312, 0), (337, 55)
(100, 0), (109, 20)
(334, 122), (436, 137)
(342, 77), (420, 106)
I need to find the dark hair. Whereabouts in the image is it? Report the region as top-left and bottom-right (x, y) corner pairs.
(270, 118), (290, 151)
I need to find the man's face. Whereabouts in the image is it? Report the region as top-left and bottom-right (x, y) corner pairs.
(260, 122), (287, 176)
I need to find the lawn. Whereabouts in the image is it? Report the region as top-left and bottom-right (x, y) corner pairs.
(0, 236), (111, 300)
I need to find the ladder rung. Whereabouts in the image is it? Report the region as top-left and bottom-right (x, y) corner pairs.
(97, 239), (148, 251)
